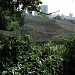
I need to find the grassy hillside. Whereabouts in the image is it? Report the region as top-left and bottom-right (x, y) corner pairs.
(20, 15), (75, 42)
(0, 14), (75, 42)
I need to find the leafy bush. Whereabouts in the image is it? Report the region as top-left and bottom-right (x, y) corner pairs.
(0, 34), (31, 74)
(0, 10), (21, 31)
(7, 21), (19, 31)
(5, 16), (20, 31)
(30, 42), (67, 75)
(0, 34), (68, 75)
(63, 38), (75, 75)
(67, 19), (75, 24)
(53, 15), (61, 20)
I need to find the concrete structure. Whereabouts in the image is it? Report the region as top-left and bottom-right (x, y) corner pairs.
(61, 14), (65, 20)
(32, 11), (38, 16)
(69, 13), (73, 19)
(65, 13), (73, 20)
(73, 17), (75, 20)
(41, 5), (48, 13)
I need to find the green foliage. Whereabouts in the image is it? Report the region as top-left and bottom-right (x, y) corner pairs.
(63, 38), (75, 75)
(7, 21), (19, 31)
(0, 0), (42, 13)
(4, 14), (21, 31)
(30, 42), (66, 75)
(0, 34), (31, 74)
(53, 15), (61, 20)
(0, 0), (42, 30)
(0, 34), (68, 75)
(67, 19), (75, 24)
(0, 10), (20, 30)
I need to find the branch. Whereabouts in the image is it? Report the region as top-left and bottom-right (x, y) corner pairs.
(39, 10), (60, 15)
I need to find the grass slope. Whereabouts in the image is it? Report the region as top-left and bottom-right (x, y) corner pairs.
(21, 15), (75, 42)
(0, 14), (75, 42)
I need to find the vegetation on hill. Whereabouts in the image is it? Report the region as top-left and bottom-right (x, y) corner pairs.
(67, 19), (75, 24)
(53, 15), (61, 20)
(21, 15), (75, 42)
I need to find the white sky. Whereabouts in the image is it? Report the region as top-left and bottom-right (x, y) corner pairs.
(41, 0), (75, 17)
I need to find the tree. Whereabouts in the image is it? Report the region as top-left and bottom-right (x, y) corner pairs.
(0, 0), (42, 30)
(0, 0), (42, 13)
(53, 15), (61, 20)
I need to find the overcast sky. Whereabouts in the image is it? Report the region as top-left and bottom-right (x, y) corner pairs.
(41, 0), (75, 17)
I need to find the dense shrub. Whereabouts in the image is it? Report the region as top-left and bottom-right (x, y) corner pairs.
(0, 35), (68, 75)
(63, 38), (75, 75)
(53, 15), (61, 20)
(0, 34), (31, 74)
(67, 19), (75, 24)
(5, 15), (20, 31)
(0, 10), (21, 31)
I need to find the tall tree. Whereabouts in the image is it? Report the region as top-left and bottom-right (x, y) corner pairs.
(0, 0), (42, 30)
(0, 0), (42, 13)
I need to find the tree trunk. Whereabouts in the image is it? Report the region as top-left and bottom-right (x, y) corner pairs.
(0, 13), (6, 30)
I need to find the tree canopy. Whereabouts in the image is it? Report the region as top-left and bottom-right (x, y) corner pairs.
(0, 0), (42, 30)
(0, 0), (42, 13)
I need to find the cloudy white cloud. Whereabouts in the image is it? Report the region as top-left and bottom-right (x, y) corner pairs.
(41, 0), (75, 16)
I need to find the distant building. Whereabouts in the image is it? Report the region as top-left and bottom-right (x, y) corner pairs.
(61, 14), (65, 20)
(68, 13), (73, 19)
(41, 5), (48, 13)
(66, 16), (69, 20)
(49, 15), (54, 19)
(25, 10), (29, 15)
(73, 17), (75, 20)
(32, 11), (38, 16)
(66, 13), (73, 20)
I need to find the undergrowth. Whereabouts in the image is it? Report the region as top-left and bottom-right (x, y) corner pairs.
(0, 34), (73, 75)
